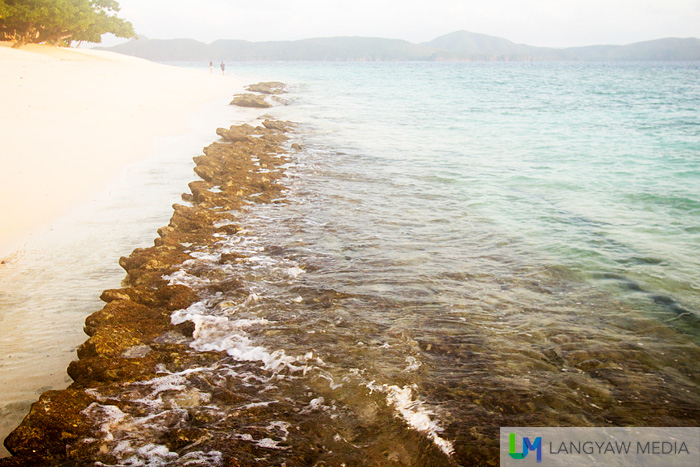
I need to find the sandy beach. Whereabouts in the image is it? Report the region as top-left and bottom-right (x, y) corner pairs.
(0, 42), (240, 259)
(0, 42), (253, 457)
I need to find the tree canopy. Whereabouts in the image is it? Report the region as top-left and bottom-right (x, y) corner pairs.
(0, 0), (135, 47)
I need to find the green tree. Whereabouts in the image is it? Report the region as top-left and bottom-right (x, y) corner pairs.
(1, 0), (135, 48)
(0, 2), (14, 19)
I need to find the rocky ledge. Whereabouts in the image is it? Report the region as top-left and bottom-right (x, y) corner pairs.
(231, 81), (288, 108)
(230, 94), (272, 108)
(0, 118), (296, 466)
(244, 82), (286, 95)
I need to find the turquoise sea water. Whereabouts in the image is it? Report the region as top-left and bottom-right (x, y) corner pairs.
(5, 62), (698, 465)
(242, 62), (700, 321)
(143, 62), (699, 464)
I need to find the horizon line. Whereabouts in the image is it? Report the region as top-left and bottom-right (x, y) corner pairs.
(101, 30), (700, 50)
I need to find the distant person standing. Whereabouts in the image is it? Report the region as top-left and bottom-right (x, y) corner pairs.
(209, 60), (213, 74)
(220, 61), (225, 76)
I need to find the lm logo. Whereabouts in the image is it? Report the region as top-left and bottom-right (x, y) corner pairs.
(509, 433), (542, 463)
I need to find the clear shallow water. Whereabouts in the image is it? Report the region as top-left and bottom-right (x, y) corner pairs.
(3, 62), (700, 465)
(243, 61), (700, 319)
(81, 61), (698, 465)
(263, 61), (700, 450)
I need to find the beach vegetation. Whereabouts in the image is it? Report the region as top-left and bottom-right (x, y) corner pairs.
(0, 1), (12, 19)
(0, 0), (135, 48)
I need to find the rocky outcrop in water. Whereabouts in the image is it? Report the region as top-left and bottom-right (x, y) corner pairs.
(230, 93), (272, 108)
(245, 82), (286, 95)
(231, 81), (288, 108)
(0, 120), (296, 466)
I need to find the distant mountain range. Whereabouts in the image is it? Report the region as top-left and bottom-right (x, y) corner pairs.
(99, 30), (700, 62)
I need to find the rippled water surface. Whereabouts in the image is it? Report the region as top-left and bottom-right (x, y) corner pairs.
(124, 62), (699, 464)
(4, 62), (700, 465)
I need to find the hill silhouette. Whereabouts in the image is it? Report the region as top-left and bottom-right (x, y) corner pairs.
(100, 31), (700, 62)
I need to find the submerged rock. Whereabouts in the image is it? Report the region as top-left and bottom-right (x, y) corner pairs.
(3, 389), (96, 463)
(262, 119), (294, 132)
(245, 81), (286, 95)
(230, 93), (272, 108)
(216, 125), (254, 143)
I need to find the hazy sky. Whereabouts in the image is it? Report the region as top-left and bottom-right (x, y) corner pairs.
(108, 0), (700, 47)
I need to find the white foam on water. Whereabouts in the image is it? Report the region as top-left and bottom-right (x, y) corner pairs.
(171, 301), (316, 375)
(245, 255), (275, 267)
(233, 433), (288, 450)
(221, 235), (243, 245)
(239, 400), (277, 410)
(188, 251), (221, 262)
(178, 451), (224, 466)
(163, 269), (211, 287)
(309, 397), (325, 410)
(129, 369), (213, 411)
(365, 382), (454, 457)
(233, 420), (292, 451)
(285, 266), (306, 278)
(255, 438), (287, 450)
(116, 443), (178, 466)
(316, 372), (343, 390)
(213, 218), (237, 228)
(243, 293), (261, 305)
(403, 356), (422, 372)
(266, 421), (291, 436)
(82, 403), (130, 442)
(107, 444), (222, 467)
(300, 397), (327, 415)
(82, 402), (224, 466)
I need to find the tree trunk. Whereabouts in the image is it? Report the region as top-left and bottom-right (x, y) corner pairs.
(46, 32), (73, 46)
(12, 36), (26, 48)
(57, 33), (73, 45)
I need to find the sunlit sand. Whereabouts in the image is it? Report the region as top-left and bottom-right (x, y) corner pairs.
(0, 42), (239, 258)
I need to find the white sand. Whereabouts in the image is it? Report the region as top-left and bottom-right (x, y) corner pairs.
(0, 43), (263, 457)
(0, 42), (240, 259)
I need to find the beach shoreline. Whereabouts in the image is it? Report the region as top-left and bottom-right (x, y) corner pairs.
(0, 43), (254, 458)
(3, 54), (699, 466)
(0, 42), (241, 260)
(1, 117), (298, 465)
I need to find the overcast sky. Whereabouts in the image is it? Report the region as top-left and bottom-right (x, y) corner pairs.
(106, 0), (700, 48)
